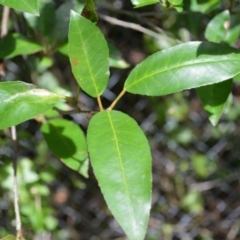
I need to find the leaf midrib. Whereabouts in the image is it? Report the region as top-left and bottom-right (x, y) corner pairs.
(107, 111), (137, 234)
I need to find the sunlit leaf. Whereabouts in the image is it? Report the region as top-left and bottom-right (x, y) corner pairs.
(205, 10), (230, 43)
(131, 0), (159, 8)
(0, 33), (43, 59)
(41, 119), (89, 178)
(124, 42), (240, 96)
(87, 110), (152, 240)
(0, 81), (61, 129)
(0, 0), (38, 15)
(68, 11), (109, 97)
(197, 80), (232, 126)
(226, 14), (240, 45)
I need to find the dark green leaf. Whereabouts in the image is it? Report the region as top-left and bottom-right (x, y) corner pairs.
(0, 81), (60, 129)
(205, 10), (230, 43)
(0, 0), (38, 15)
(87, 110), (152, 240)
(41, 119), (89, 178)
(197, 80), (232, 126)
(68, 11), (109, 97)
(81, 0), (98, 24)
(0, 33), (43, 59)
(131, 0), (159, 8)
(124, 42), (240, 96)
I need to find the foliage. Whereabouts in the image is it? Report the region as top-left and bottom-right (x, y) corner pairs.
(0, 0), (240, 239)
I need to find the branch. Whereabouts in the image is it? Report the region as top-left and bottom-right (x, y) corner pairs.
(98, 13), (167, 41)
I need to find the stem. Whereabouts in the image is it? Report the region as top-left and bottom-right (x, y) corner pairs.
(11, 127), (23, 240)
(97, 96), (103, 111)
(108, 89), (126, 110)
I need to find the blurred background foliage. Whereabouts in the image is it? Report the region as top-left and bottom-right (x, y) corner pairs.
(1, 0), (240, 239)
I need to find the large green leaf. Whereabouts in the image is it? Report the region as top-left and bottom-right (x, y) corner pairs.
(87, 110), (152, 240)
(0, 33), (43, 59)
(131, 0), (158, 7)
(41, 119), (89, 178)
(205, 10), (230, 43)
(0, 0), (38, 15)
(124, 42), (240, 96)
(68, 11), (109, 97)
(0, 81), (60, 129)
(197, 80), (232, 126)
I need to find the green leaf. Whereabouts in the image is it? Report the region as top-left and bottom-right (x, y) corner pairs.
(0, 0), (38, 15)
(197, 80), (232, 126)
(190, 0), (221, 13)
(0, 33), (43, 59)
(226, 14), (240, 45)
(168, 0), (183, 5)
(124, 42), (240, 96)
(68, 11), (109, 97)
(41, 119), (89, 178)
(131, 0), (159, 7)
(205, 10), (230, 43)
(0, 81), (60, 130)
(81, 0), (98, 24)
(87, 110), (152, 240)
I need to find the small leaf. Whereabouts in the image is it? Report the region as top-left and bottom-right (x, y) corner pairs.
(41, 119), (89, 178)
(81, 0), (98, 24)
(190, 0), (221, 13)
(87, 110), (152, 240)
(131, 0), (159, 7)
(0, 0), (38, 15)
(0, 33), (43, 59)
(68, 11), (109, 97)
(226, 14), (240, 45)
(205, 10), (230, 43)
(0, 81), (61, 129)
(197, 80), (232, 126)
(124, 42), (240, 96)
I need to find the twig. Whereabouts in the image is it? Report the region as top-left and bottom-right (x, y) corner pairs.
(53, 106), (98, 115)
(108, 89), (126, 110)
(98, 13), (167, 41)
(97, 96), (103, 110)
(1, 6), (24, 239)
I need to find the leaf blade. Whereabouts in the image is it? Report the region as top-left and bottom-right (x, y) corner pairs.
(0, 0), (38, 15)
(68, 11), (109, 97)
(0, 81), (60, 129)
(197, 80), (232, 126)
(87, 110), (152, 240)
(41, 119), (89, 178)
(124, 42), (240, 96)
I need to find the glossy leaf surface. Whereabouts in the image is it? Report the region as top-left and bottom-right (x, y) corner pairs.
(68, 11), (109, 97)
(0, 0), (38, 15)
(197, 80), (232, 126)
(0, 81), (60, 129)
(131, 0), (159, 7)
(41, 119), (89, 178)
(0, 33), (43, 59)
(124, 42), (240, 96)
(205, 10), (230, 43)
(87, 110), (152, 240)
